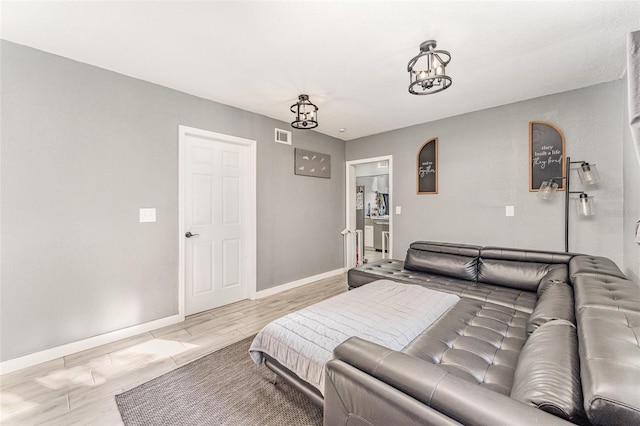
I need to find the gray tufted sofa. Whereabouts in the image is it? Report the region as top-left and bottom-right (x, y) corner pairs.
(324, 242), (640, 426)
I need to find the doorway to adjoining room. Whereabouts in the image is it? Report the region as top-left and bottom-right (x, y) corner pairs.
(345, 156), (393, 269)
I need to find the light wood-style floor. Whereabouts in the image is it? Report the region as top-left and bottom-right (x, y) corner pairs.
(364, 248), (384, 263)
(1, 274), (347, 425)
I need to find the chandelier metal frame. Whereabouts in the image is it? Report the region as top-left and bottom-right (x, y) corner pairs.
(408, 40), (452, 95)
(290, 94), (318, 129)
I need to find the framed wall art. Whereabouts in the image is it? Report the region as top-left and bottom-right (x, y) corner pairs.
(294, 148), (331, 179)
(417, 138), (438, 194)
(529, 121), (565, 191)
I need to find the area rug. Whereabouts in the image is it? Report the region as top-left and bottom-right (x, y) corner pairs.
(115, 336), (322, 426)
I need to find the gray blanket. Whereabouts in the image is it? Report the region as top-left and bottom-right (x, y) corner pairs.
(249, 279), (459, 394)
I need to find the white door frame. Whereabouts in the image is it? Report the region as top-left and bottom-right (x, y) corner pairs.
(178, 125), (257, 318)
(345, 155), (393, 266)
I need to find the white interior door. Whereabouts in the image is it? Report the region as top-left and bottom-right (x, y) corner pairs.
(180, 126), (256, 316)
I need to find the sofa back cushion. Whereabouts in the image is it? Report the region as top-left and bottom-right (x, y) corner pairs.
(478, 248), (571, 292)
(477, 259), (568, 292)
(409, 241), (482, 257)
(404, 248), (478, 281)
(527, 282), (575, 334)
(510, 320), (584, 422)
(480, 247), (573, 264)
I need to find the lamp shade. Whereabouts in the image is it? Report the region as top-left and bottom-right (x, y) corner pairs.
(577, 162), (599, 185)
(576, 193), (595, 216)
(537, 180), (559, 200)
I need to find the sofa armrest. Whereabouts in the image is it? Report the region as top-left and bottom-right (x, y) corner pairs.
(347, 267), (380, 289)
(326, 337), (571, 426)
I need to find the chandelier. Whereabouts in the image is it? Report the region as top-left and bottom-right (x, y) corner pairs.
(407, 40), (452, 95)
(290, 94), (318, 129)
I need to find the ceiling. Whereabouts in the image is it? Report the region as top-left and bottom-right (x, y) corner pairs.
(2, 1), (639, 141)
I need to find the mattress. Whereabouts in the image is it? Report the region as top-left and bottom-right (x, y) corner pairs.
(249, 279), (460, 394)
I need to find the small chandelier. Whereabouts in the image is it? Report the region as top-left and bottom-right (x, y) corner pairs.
(408, 40), (452, 95)
(290, 94), (318, 129)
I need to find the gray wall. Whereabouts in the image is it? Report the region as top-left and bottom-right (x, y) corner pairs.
(622, 73), (640, 282)
(0, 41), (345, 361)
(347, 81), (625, 267)
(355, 161), (389, 177)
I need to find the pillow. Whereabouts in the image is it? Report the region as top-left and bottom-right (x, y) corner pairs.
(404, 248), (478, 281)
(511, 320), (584, 422)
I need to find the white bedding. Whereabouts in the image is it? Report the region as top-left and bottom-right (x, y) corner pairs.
(249, 279), (459, 395)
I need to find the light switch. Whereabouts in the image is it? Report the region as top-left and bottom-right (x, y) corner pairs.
(506, 206), (515, 217)
(395, 206), (402, 215)
(139, 208), (156, 223)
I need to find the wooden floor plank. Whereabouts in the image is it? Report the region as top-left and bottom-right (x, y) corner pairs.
(0, 273), (347, 424)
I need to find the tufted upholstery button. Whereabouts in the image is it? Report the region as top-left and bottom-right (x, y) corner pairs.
(577, 307), (640, 424)
(570, 255), (627, 280)
(403, 298), (527, 395)
(574, 275), (640, 313)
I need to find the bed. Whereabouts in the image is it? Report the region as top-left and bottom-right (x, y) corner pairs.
(249, 279), (460, 405)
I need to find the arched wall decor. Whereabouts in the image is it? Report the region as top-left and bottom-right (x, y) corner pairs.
(529, 121), (566, 192)
(417, 138), (438, 194)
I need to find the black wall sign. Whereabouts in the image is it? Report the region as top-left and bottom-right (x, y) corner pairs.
(529, 122), (565, 191)
(417, 138), (438, 194)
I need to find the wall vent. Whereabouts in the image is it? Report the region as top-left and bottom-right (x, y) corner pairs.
(275, 128), (292, 145)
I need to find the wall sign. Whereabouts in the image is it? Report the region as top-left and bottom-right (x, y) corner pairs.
(417, 138), (438, 194)
(529, 121), (565, 191)
(294, 148), (331, 178)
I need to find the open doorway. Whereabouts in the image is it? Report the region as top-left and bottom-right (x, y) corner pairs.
(345, 156), (393, 268)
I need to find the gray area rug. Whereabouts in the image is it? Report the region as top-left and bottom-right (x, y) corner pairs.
(115, 336), (322, 425)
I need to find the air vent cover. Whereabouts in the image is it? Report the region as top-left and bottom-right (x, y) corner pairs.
(275, 128), (292, 145)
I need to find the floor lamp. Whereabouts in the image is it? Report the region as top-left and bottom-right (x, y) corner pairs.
(538, 156), (600, 252)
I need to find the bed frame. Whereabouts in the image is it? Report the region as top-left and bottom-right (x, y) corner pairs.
(263, 354), (324, 407)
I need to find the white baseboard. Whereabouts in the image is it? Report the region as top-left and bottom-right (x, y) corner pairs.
(252, 268), (346, 299)
(0, 313), (184, 375)
(1, 269), (346, 375)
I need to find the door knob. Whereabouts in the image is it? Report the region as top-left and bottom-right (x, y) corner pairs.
(185, 231), (200, 238)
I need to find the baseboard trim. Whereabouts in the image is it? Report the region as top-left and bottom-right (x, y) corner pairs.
(252, 268), (346, 299)
(0, 313), (184, 375)
(1, 269), (346, 374)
